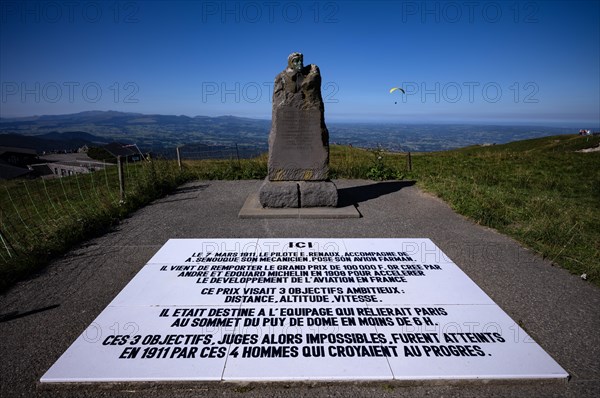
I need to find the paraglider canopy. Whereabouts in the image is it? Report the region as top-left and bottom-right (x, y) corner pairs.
(390, 87), (405, 104)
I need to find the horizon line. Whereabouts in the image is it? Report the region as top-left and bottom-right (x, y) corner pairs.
(0, 110), (597, 129)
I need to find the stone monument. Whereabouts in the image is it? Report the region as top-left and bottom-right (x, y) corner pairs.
(258, 52), (338, 208)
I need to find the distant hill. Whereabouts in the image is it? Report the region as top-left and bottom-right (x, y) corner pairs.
(37, 130), (107, 142)
(0, 111), (271, 134)
(0, 131), (110, 152)
(0, 110), (143, 124)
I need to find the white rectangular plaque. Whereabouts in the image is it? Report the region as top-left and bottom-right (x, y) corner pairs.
(41, 238), (568, 382)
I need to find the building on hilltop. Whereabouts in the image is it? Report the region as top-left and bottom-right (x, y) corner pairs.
(29, 159), (114, 179)
(0, 146), (39, 180)
(0, 146), (38, 167)
(0, 146), (114, 180)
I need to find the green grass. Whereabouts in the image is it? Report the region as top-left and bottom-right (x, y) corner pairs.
(407, 135), (600, 285)
(329, 145), (408, 180)
(1, 134), (598, 292)
(183, 154), (268, 180)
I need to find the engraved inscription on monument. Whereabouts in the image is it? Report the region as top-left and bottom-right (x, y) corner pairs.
(271, 107), (323, 167)
(275, 108), (319, 150)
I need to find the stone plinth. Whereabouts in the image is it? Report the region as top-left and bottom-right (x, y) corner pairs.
(298, 180), (337, 207)
(258, 180), (299, 208)
(259, 179), (337, 208)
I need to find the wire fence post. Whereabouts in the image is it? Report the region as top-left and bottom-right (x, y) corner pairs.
(0, 228), (15, 258)
(407, 151), (412, 172)
(176, 146), (182, 170)
(117, 156), (125, 201)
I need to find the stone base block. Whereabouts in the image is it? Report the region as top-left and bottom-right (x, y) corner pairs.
(299, 180), (338, 207)
(258, 180), (299, 208)
(258, 179), (338, 208)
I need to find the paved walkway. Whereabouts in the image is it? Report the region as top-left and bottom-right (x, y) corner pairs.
(1, 180), (598, 397)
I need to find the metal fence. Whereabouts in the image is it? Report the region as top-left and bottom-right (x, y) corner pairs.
(0, 158), (182, 264)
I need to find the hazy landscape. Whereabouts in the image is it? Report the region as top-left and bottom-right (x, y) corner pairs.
(0, 111), (577, 157)
(1, 1), (598, 395)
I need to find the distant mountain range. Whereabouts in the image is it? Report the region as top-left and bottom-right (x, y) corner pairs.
(0, 110), (577, 155)
(0, 111), (270, 135)
(0, 111), (271, 154)
(0, 131), (111, 152)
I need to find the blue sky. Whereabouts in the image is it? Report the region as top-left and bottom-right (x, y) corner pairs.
(1, 0), (599, 126)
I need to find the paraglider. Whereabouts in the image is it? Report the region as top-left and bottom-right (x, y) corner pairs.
(389, 87), (405, 104)
(389, 87), (405, 94)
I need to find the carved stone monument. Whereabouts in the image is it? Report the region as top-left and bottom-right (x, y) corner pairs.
(258, 52), (338, 208)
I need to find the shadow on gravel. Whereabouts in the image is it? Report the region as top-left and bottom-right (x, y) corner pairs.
(150, 184), (210, 205)
(173, 183), (209, 194)
(0, 304), (60, 323)
(337, 180), (416, 207)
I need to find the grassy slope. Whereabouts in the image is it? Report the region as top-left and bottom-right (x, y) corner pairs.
(408, 135), (600, 284)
